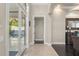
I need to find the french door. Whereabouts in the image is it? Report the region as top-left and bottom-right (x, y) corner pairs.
(8, 3), (26, 56)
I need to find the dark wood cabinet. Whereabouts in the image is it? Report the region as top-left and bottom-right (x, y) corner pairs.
(65, 18), (79, 45)
(65, 18), (79, 55)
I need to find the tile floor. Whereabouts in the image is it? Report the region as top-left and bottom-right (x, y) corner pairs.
(23, 44), (58, 56)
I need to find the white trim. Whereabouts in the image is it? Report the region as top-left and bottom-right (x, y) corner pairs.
(29, 42), (34, 46)
(35, 39), (44, 41)
(26, 3), (30, 48)
(44, 16), (46, 44)
(51, 42), (65, 44)
(44, 43), (51, 46)
(32, 15), (46, 44)
(5, 3), (9, 56)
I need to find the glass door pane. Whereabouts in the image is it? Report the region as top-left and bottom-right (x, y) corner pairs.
(9, 4), (19, 56)
(20, 11), (26, 50)
(76, 21), (79, 28)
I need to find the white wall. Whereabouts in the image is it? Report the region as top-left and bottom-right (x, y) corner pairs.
(29, 3), (51, 45)
(0, 3), (6, 56)
(28, 4), (33, 46)
(51, 7), (66, 44)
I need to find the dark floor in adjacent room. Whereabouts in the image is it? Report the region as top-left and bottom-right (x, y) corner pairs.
(52, 44), (74, 56)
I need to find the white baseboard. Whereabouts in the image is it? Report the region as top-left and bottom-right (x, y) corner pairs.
(44, 43), (51, 46)
(35, 39), (44, 41)
(51, 42), (65, 45)
(29, 41), (52, 46)
(29, 42), (34, 46)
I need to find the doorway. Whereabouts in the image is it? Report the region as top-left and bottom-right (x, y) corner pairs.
(8, 4), (26, 56)
(33, 16), (45, 44)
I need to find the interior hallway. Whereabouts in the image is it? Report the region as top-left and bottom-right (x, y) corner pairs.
(23, 44), (58, 56)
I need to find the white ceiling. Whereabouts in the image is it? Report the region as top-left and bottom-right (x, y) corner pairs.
(31, 3), (49, 5)
(9, 3), (79, 11)
(48, 3), (79, 15)
(9, 3), (79, 17)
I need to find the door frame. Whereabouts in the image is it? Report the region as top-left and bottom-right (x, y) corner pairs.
(32, 15), (46, 44)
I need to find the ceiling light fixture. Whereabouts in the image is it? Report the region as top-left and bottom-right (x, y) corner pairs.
(53, 4), (62, 14)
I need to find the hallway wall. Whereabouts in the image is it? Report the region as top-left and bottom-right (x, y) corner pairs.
(51, 7), (66, 44)
(29, 3), (52, 45)
(29, 4), (33, 45)
(0, 3), (6, 55)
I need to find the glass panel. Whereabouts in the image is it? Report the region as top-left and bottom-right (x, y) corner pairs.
(68, 21), (76, 28)
(20, 11), (26, 50)
(76, 21), (79, 28)
(9, 4), (19, 56)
